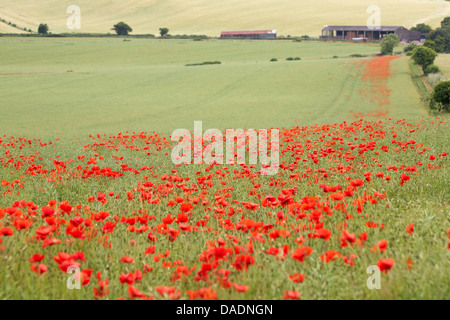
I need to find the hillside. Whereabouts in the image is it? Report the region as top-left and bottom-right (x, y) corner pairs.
(0, 21), (23, 33)
(0, 0), (449, 36)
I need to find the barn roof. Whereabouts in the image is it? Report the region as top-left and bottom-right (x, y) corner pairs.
(322, 26), (404, 32)
(221, 30), (276, 35)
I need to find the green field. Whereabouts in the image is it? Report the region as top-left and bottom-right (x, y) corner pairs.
(0, 0), (449, 36)
(0, 38), (426, 138)
(436, 54), (450, 78)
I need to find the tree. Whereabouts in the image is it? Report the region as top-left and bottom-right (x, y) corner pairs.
(423, 40), (436, 50)
(428, 28), (450, 53)
(112, 22), (132, 35)
(441, 17), (450, 29)
(411, 46), (438, 73)
(159, 28), (169, 37)
(380, 34), (399, 55)
(432, 80), (450, 112)
(424, 64), (440, 75)
(411, 23), (433, 35)
(403, 42), (417, 53)
(38, 23), (49, 35)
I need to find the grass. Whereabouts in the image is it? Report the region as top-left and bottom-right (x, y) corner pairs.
(409, 60), (433, 103)
(436, 54), (450, 78)
(0, 0), (448, 36)
(0, 38), (424, 138)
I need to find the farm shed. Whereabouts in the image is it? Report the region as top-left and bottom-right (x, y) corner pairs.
(321, 26), (421, 42)
(220, 30), (277, 39)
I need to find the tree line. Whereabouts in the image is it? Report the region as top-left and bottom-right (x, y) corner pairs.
(37, 22), (170, 37)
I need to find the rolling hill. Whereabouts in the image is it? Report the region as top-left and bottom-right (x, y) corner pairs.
(0, 0), (449, 36)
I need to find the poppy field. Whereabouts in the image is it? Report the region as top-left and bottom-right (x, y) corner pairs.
(0, 38), (449, 300)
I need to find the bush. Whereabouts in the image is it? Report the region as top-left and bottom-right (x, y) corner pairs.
(286, 57), (294, 61)
(424, 40), (436, 51)
(381, 34), (399, 55)
(411, 46), (438, 73)
(404, 43), (417, 53)
(428, 73), (447, 87)
(424, 64), (440, 75)
(333, 56), (338, 59)
(432, 80), (450, 112)
(294, 57), (301, 60)
(186, 61), (221, 67)
(270, 58), (278, 62)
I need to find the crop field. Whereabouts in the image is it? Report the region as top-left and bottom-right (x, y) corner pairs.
(0, 0), (449, 36)
(0, 38), (426, 138)
(436, 54), (450, 78)
(0, 37), (449, 300)
(0, 22), (23, 34)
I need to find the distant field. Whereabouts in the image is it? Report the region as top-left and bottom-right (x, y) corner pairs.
(436, 54), (450, 78)
(0, 0), (448, 36)
(0, 38), (426, 138)
(0, 21), (22, 33)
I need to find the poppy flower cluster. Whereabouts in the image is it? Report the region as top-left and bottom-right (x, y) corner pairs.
(0, 117), (448, 300)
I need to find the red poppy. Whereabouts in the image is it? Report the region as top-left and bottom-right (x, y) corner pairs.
(377, 258), (395, 274)
(30, 263), (48, 275)
(120, 256), (134, 264)
(289, 273), (305, 283)
(128, 286), (146, 300)
(406, 224), (414, 236)
(292, 246), (313, 262)
(378, 240), (388, 253)
(320, 250), (342, 263)
(283, 290), (300, 300)
(0, 227), (14, 237)
(29, 254), (45, 263)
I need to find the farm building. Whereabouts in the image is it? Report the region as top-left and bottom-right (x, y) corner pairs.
(220, 30), (277, 39)
(321, 26), (422, 42)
